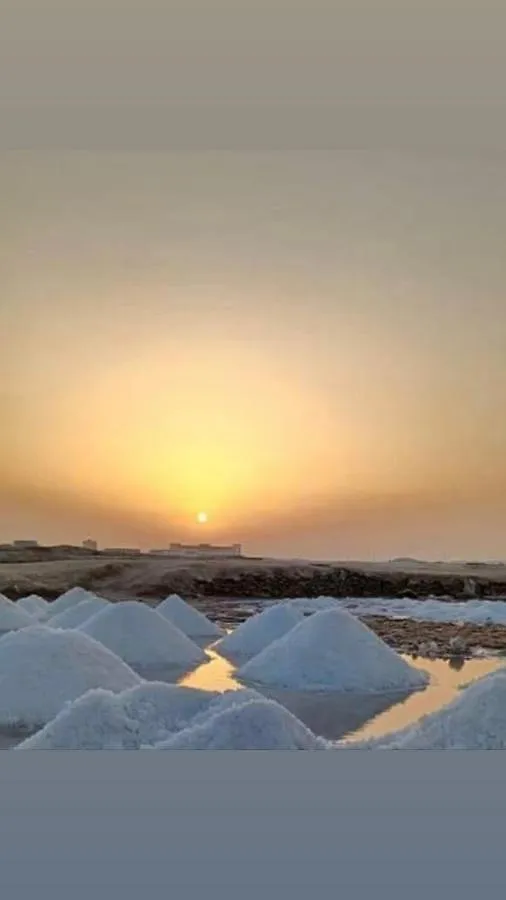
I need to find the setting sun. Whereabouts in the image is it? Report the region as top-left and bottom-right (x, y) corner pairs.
(197, 512), (208, 524)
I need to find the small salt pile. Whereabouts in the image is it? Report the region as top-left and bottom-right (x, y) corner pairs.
(239, 607), (428, 693)
(216, 603), (303, 662)
(16, 594), (50, 619)
(0, 625), (140, 728)
(79, 600), (206, 672)
(157, 594), (223, 640)
(188, 688), (264, 727)
(379, 670), (506, 749)
(0, 594), (34, 632)
(48, 596), (110, 629)
(154, 698), (327, 750)
(45, 586), (98, 618)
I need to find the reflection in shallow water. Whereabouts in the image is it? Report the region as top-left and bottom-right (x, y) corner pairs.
(180, 647), (506, 743)
(180, 647), (241, 693)
(347, 655), (505, 742)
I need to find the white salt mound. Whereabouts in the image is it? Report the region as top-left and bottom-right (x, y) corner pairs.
(16, 594), (50, 619)
(18, 684), (262, 749)
(46, 587), (98, 618)
(238, 607), (428, 693)
(79, 600), (206, 670)
(188, 688), (264, 727)
(155, 698), (327, 750)
(17, 683), (216, 749)
(157, 594), (223, 640)
(0, 625), (140, 728)
(48, 596), (110, 629)
(381, 671), (506, 749)
(121, 682), (217, 742)
(216, 603), (303, 661)
(0, 594), (35, 631)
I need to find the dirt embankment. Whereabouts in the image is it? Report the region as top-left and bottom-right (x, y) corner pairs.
(1, 556), (506, 602)
(361, 615), (506, 658)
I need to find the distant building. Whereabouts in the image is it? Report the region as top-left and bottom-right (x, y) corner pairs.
(163, 542), (242, 558)
(102, 547), (142, 556)
(82, 539), (98, 552)
(12, 539), (39, 549)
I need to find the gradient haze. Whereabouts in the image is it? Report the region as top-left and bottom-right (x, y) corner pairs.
(1, 2), (505, 559)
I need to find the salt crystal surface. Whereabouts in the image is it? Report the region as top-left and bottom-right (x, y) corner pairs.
(157, 594), (223, 639)
(46, 587), (98, 618)
(16, 594), (50, 619)
(291, 595), (506, 627)
(18, 684), (264, 749)
(48, 596), (110, 629)
(188, 688), (264, 727)
(216, 603), (303, 662)
(0, 625), (140, 727)
(239, 607), (428, 693)
(17, 683), (216, 749)
(79, 600), (206, 670)
(0, 594), (35, 631)
(155, 698), (327, 750)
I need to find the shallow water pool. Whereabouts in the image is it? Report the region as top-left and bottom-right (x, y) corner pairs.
(180, 647), (506, 742)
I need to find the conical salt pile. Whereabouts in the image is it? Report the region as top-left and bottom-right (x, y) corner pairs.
(379, 670), (506, 749)
(188, 688), (263, 727)
(0, 594), (34, 632)
(49, 596), (110, 629)
(238, 607), (428, 693)
(154, 698), (327, 750)
(17, 685), (263, 749)
(157, 594), (223, 640)
(16, 594), (50, 619)
(216, 603), (303, 662)
(46, 586), (98, 618)
(79, 600), (206, 671)
(0, 625), (140, 728)
(17, 683), (216, 749)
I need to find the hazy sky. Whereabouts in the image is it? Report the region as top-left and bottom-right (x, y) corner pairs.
(1, 2), (506, 559)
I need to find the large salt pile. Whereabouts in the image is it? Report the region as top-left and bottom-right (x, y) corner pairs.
(238, 607), (428, 693)
(79, 600), (206, 672)
(157, 594), (223, 640)
(45, 586), (98, 618)
(216, 603), (303, 662)
(0, 595), (35, 632)
(16, 594), (50, 619)
(378, 671), (506, 749)
(17, 685), (263, 749)
(0, 625), (140, 728)
(154, 698), (327, 750)
(17, 683), (215, 749)
(48, 596), (110, 629)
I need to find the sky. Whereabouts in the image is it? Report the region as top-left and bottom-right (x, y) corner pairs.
(1, 2), (506, 560)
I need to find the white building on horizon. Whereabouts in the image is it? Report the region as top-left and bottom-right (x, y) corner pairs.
(151, 542), (242, 558)
(82, 539), (98, 551)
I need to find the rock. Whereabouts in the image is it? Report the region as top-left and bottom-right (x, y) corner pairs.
(448, 635), (468, 656)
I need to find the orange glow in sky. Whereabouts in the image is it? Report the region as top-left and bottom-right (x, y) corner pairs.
(2, 152), (506, 559)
